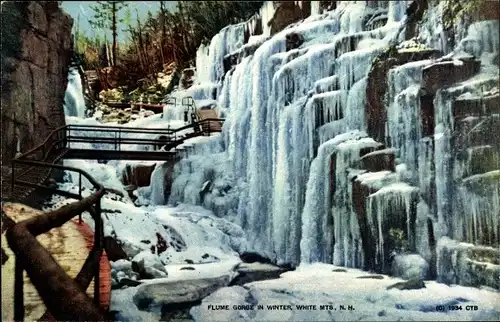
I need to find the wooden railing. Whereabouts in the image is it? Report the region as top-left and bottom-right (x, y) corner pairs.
(7, 117), (225, 320)
(64, 118), (225, 152)
(8, 126), (111, 321)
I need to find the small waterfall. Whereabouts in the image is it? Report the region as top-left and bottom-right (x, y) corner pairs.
(64, 67), (86, 118)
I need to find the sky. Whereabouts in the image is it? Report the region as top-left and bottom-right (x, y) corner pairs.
(61, 1), (178, 43)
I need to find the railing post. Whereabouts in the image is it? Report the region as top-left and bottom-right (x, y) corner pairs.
(118, 128), (121, 151)
(114, 131), (117, 151)
(14, 258), (25, 321)
(93, 199), (101, 306)
(78, 173), (82, 223)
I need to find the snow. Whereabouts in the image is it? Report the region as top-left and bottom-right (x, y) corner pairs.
(391, 254), (429, 280)
(144, 259), (240, 285)
(192, 264), (500, 321)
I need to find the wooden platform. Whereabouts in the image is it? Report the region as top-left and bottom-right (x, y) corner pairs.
(1, 203), (111, 321)
(64, 148), (178, 161)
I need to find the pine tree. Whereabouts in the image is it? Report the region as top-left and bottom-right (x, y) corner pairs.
(88, 1), (127, 66)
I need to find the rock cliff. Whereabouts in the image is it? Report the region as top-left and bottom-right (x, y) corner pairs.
(1, 2), (73, 163)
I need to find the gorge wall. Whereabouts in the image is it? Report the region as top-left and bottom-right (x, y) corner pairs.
(1, 1), (73, 162)
(161, 0), (499, 288)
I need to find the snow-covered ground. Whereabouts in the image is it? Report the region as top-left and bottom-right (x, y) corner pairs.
(192, 264), (500, 321)
(46, 174), (500, 322)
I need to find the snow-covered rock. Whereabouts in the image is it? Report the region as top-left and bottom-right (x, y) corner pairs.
(133, 275), (232, 309)
(111, 259), (133, 276)
(132, 251), (168, 279)
(231, 262), (290, 285)
(391, 254), (430, 280)
(437, 237), (500, 290)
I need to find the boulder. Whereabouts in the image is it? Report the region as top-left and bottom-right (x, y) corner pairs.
(391, 254), (429, 280)
(230, 262), (290, 286)
(122, 163), (156, 187)
(133, 275), (232, 310)
(118, 277), (143, 288)
(111, 259), (133, 276)
(140, 266), (168, 279)
(332, 268), (347, 272)
(104, 236), (128, 261)
(111, 278), (120, 290)
(131, 251), (168, 279)
(180, 68), (195, 89)
(387, 278), (426, 290)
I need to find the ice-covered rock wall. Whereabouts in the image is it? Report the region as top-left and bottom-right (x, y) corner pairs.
(167, 0), (499, 287)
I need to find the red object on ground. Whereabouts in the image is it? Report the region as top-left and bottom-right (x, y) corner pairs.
(72, 218), (112, 310)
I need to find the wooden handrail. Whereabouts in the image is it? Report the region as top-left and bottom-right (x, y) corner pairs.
(8, 114), (225, 320)
(66, 118), (225, 134)
(10, 127), (109, 320)
(15, 125), (67, 161)
(6, 190), (110, 321)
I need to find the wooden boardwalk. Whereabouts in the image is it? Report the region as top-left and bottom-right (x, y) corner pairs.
(1, 202), (111, 321)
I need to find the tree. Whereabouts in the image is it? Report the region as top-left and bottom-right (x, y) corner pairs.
(88, 1), (127, 66)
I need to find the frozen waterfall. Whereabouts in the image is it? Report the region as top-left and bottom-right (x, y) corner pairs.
(64, 67), (86, 118)
(167, 0), (499, 283)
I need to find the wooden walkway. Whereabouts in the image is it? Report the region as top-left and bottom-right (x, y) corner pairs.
(1, 202), (111, 321)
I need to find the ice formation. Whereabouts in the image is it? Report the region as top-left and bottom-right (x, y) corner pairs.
(167, 0), (500, 280)
(64, 67), (87, 118)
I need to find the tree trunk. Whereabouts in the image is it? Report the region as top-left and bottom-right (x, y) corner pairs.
(136, 10), (147, 71)
(159, 1), (166, 68)
(106, 42), (112, 67)
(112, 1), (117, 66)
